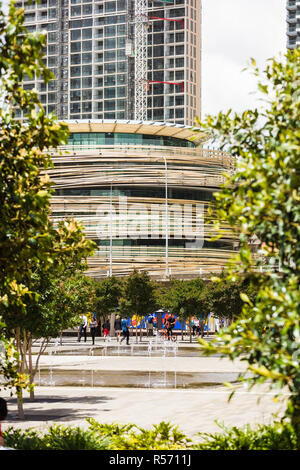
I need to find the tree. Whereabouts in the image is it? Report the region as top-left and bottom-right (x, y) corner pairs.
(162, 279), (205, 343)
(195, 48), (300, 443)
(119, 270), (157, 342)
(0, 317), (30, 398)
(0, 3), (95, 417)
(16, 272), (97, 400)
(203, 272), (261, 321)
(94, 276), (123, 334)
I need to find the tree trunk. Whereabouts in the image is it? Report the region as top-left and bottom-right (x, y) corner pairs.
(28, 337), (35, 401)
(16, 389), (25, 420)
(15, 327), (25, 420)
(135, 316), (138, 344)
(110, 312), (116, 337)
(140, 316), (143, 342)
(189, 319), (192, 343)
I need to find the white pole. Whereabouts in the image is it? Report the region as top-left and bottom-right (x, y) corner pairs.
(163, 156), (169, 277)
(109, 184), (112, 276)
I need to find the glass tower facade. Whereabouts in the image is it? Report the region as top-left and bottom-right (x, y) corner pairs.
(18, 0), (201, 126)
(287, 0), (300, 49)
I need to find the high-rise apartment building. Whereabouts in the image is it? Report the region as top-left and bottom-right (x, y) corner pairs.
(18, 0), (201, 126)
(287, 0), (300, 49)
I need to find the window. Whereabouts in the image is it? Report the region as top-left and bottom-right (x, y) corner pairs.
(49, 8), (57, 18)
(71, 90), (81, 101)
(82, 28), (92, 39)
(153, 46), (164, 57)
(104, 50), (116, 61)
(117, 75), (126, 85)
(70, 102), (81, 113)
(48, 45), (56, 55)
(83, 4), (92, 15)
(105, 38), (116, 49)
(104, 75), (115, 85)
(82, 65), (92, 76)
(82, 41), (92, 51)
(104, 100), (115, 110)
(48, 57), (57, 67)
(82, 102), (92, 112)
(71, 29), (81, 41)
(117, 87), (126, 97)
(82, 77), (92, 87)
(71, 6), (81, 16)
(117, 100), (125, 110)
(48, 32), (57, 42)
(82, 90), (92, 100)
(82, 53), (92, 63)
(71, 42), (81, 53)
(71, 54), (81, 65)
(105, 1), (116, 13)
(104, 62), (116, 74)
(104, 88), (116, 98)
(105, 26), (116, 36)
(48, 93), (56, 103)
(71, 78), (81, 89)
(71, 66), (81, 77)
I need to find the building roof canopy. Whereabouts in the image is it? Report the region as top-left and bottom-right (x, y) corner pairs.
(63, 120), (206, 146)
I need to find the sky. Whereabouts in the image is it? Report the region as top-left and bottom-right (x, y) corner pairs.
(201, 0), (287, 117)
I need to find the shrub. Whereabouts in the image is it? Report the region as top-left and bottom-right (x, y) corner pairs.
(194, 421), (298, 450)
(86, 419), (192, 450)
(3, 425), (111, 450)
(3, 419), (299, 450)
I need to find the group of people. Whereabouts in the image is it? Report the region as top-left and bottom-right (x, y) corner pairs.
(191, 316), (207, 337)
(78, 314), (97, 344)
(78, 312), (213, 344)
(77, 314), (130, 345)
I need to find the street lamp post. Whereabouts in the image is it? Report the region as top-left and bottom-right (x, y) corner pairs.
(109, 183), (112, 277)
(163, 156), (169, 278)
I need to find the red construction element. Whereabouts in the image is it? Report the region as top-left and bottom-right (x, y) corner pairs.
(147, 80), (184, 92)
(148, 16), (184, 28)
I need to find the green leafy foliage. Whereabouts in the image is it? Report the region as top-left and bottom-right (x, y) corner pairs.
(194, 48), (300, 441)
(119, 270), (158, 340)
(3, 425), (111, 450)
(94, 276), (123, 320)
(195, 421), (298, 450)
(81, 420), (192, 450)
(0, 2), (95, 411)
(3, 420), (298, 450)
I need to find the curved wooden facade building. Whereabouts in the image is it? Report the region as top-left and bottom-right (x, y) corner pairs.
(48, 120), (238, 279)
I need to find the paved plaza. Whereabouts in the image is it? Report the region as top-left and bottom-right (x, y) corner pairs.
(1, 337), (288, 439)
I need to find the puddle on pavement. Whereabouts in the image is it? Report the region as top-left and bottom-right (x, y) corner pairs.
(37, 369), (240, 389)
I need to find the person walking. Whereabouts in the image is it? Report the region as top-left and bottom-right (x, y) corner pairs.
(78, 313), (88, 342)
(120, 318), (130, 345)
(191, 317), (197, 336)
(114, 315), (122, 342)
(102, 319), (110, 340)
(166, 313), (176, 340)
(147, 315), (154, 336)
(89, 315), (98, 345)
